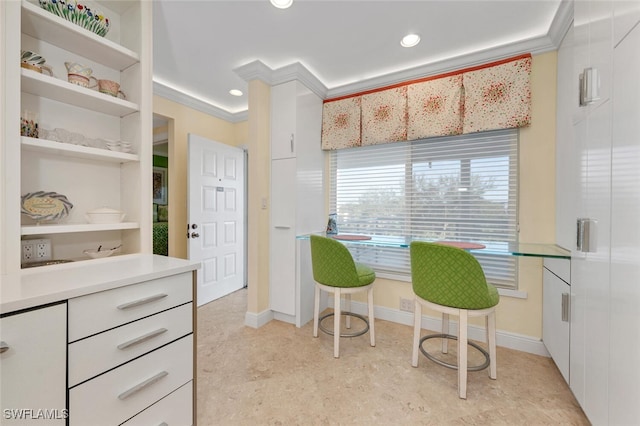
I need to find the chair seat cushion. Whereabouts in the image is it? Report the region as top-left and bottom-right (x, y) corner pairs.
(354, 262), (376, 286)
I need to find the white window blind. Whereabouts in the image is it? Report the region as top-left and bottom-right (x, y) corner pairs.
(329, 129), (519, 288)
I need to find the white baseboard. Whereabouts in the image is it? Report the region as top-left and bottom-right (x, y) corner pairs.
(244, 309), (273, 328)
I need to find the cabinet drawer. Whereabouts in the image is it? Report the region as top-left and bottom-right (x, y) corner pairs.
(121, 382), (193, 426)
(68, 335), (193, 426)
(68, 272), (192, 341)
(68, 303), (193, 387)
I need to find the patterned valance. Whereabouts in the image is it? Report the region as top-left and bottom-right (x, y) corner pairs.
(321, 54), (531, 150)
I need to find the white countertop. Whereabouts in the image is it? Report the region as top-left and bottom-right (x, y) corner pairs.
(0, 254), (200, 314)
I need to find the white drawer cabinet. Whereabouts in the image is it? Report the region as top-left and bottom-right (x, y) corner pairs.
(67, 270), (195, 425)
(69, 335), (193, 426)
(68, 272), (192, 341)
(542, 258), (570, 383)
(0, 303), (67, 425)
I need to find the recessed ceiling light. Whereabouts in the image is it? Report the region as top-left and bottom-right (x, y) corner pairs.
(229, 89), (243, 97)
(401, 34), (421, 48)
(270, 0), (293, 9)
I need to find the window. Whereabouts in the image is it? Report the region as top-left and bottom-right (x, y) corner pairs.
(329, 129), (519, 288)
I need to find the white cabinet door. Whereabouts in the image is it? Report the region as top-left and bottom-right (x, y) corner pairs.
(542, 261), (570, 383)
(271, 82), (297, 160)
(0, 303), (67, 425)
(270, 158), (297, 316)
(608, 23), (640, 425)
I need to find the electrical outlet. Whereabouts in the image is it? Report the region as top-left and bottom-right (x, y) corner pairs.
(21, 239), (52, 263)
(400, 297), (414, 312)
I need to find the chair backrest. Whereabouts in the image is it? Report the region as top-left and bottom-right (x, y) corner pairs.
(309, 235), (361, 287)
(410, 241), (499, 309)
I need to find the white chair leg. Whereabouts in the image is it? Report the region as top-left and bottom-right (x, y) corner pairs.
(487, 310), (497, 379)
(313, 284), (320, 338)
(333, 289), (341, 358)
(412, 299), (422, 367)
(368, 286), (375, 347)
(458, 310), (468, 399)
(345, 293), (351, 329)
(442, 313), (450, 354)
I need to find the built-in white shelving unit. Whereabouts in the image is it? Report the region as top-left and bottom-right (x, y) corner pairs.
(1, 0), (152, 271)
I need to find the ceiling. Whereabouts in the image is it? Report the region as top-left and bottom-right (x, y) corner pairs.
(152, 0), (569, 123)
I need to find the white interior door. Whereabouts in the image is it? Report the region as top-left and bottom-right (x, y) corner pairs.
(188, 134), (245, 306)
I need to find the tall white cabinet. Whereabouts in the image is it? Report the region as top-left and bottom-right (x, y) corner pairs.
(0, 0), (152, 275)
(269, 80), (324, 325)
(556, 1), (640, 424)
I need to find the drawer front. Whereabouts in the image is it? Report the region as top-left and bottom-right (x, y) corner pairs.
(543, 258), (570, 284)
(121, 382), (193, 426)
(69, 272), (192, 342)
(68, 303), (193, 387)
(69, 335), (193, 426)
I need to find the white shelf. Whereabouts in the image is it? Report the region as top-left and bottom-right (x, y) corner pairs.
(21, 69), (139, 117)
(21, 222), (139, 236)
(21, 0), (139, 71)
(22, 137), (139, 163)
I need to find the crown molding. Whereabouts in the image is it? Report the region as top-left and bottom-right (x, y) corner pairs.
(548, 0), (574, 46)
(156, 2), (572, 122)
(234, 60), (328, 100)
(153, 80), (248, 123)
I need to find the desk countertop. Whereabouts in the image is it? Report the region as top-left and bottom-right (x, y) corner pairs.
(298, 233), (571, 259)
(1, 254), (200, 314)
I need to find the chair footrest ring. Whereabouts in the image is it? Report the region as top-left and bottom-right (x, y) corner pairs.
(419, 334), (490, 371)
(318, 312), (370, 338)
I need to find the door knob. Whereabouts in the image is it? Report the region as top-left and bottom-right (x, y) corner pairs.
(191, 232), (200, 238)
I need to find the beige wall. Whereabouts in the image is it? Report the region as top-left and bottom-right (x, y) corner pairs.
(153, 96), (246, 259)
(156, 50), (558, 337)
(330, 51), (558, 339)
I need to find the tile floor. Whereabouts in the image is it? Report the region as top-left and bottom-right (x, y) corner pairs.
(197, 288), (589, 425)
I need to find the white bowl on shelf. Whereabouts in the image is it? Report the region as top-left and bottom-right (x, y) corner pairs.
(83, 245), (121, 259)
(85, 207), (126, 224)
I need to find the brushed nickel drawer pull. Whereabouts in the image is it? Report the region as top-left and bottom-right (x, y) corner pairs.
(118, 371), (168, 400)
(0, 341), (9, 354)
(117, 293), (168, 310)
(117, 328), (168, 350)
(561, 293), (570, 322)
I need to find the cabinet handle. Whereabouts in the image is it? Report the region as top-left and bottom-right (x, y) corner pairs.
(561, 293), (570, 322)
(117, 328), (168, 350)
(0, 341), (9, 354)
(290, 133), (294, 152)
(117, 293), (168, 310)
(118, 371), (168, 400)
(159, 423), (168, 426)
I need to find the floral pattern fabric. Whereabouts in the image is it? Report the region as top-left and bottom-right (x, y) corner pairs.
(361, 86), (407, 146)
(462, 56), (532, 133)
(319, 54), (532, 150)
(407, 75), (463, 140)
(321, 97), (362, 150)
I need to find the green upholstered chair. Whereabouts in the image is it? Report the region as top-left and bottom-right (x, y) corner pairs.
(410, 241), (500, 399)
(309, 234), (376, 358)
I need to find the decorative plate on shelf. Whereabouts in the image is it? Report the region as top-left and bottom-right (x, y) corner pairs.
(21, 191), (73, 222)
(38, 0), (110, 37)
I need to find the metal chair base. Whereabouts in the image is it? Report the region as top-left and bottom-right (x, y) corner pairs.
(318, 312), (370, 338)
(419, 333), (490, 372)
